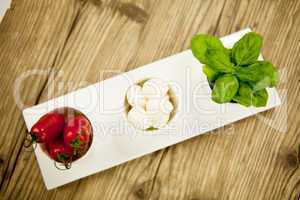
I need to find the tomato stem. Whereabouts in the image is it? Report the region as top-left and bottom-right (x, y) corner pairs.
(54, 154), (73, 170)
(23, 132), (37, 148)
(54, 160), (72, 170)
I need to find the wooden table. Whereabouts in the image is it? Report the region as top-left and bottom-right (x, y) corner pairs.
(0, 0), (299, 199)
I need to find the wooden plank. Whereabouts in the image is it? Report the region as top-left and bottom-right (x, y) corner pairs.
(150, 0), (300, 199)
(1, 0), (227, 199)
(0, 0), (81, 197)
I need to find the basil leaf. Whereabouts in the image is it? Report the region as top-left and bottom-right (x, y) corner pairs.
(206, 49), (235, 73)
(232, 82), (253, 107)
(191, 34), (225, 63)
(202, 65), (219, 81)
(212, 75), (239, 103)
(235, 61), (279, 90)
(232, 32), (263, 65)
(191, 34), (234, 73)
(233, 83), (269, 107)
(252, 89), (268, 107)
(233, 96), (251, 107)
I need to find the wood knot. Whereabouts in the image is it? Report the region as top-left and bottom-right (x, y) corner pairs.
(287, 152), (298, 167)
(116, 3), (149, 24)
(277, 146), (300, 168)
(132, 180), (154, 200)
(134, 187), (146, 199)
(0, 157), (4, 165)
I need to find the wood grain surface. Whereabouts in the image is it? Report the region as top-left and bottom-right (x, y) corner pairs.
(0, 0), (299, 199)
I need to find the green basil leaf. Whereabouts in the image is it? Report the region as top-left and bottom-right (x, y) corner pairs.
(235, 61), (279, 90)
(206, 49), (235, 73)
(232, 32), (263, 66)
(232, 82), (253, 107)
(233, 96), (251, 107)
(233, 83), (269, 107)
(202, 65), (219, 81)
(252, 89), (268, 107)
(191, 34), (234, 73)
(212, 75), (239, 103)
(191, 34), (225, 63)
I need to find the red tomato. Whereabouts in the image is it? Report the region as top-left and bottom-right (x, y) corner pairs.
(63, 115), (92, 153)
(46, 139), (74, 164)
(29, 112), (65, 145)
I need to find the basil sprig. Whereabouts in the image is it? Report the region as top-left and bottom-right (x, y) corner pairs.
(191, 32), (279, 107)
(212, 75), (239, 103)
(232, 32), (263, 65)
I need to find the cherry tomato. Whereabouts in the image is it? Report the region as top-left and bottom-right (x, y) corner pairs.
(26, 112), (65, 147)
(46, 139), (74, 167)
(63, 115), (92, 153)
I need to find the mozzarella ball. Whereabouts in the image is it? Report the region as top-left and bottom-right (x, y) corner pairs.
(146, 98), (161, 113)
(149, 112), (170, 129)
(126, 85), (146, 108)
(146, 96), (174, 114)
(142, 78), (169, 98)
(127, 107), (152, 130)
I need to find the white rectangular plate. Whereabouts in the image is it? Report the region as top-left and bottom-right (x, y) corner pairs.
(0, 0), (11, 22)
(22, 28), (281, 189)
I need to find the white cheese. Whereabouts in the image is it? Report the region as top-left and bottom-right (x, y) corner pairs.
(150, 112), (170, 129)
(127, 107), (152, 130)
(126, 85), (146, 108)
(146, 96), (174, 114)
(142, 78), (169, 98)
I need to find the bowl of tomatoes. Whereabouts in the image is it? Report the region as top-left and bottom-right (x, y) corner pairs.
(25, 107), (93, 169)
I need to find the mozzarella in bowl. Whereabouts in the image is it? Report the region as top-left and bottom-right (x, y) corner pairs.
(124, 78), (177, 131)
